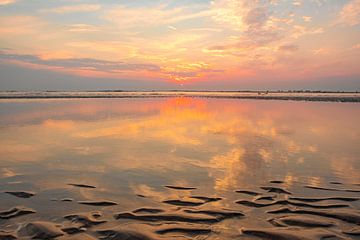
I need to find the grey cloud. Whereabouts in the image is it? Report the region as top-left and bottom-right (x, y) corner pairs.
(245, 6), (269, 28)
(207, 45), (228, 51)
(166, 67), (223, 78)
(0, 63), (173, 91)
(167, 71), (198, 78)
(206, 30), (280, 53)
(1, 61), (359, 91)
(0, 52), (161, 72)
(208, 1), (281, 52)
(278, 44), (299, 52)
(245, 28), (281, 46)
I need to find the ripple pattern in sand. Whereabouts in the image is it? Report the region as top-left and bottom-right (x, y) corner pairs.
(0, 182), (359, 239)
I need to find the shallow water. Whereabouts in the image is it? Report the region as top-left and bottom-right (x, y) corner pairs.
(0, 98), (359, 239)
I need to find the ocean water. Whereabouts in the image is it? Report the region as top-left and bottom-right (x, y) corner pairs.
(0, 97), (359, 239)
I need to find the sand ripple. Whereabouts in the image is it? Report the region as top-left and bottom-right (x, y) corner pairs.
(0, 206), (35, 219)
(64, 212), (107, 227)
(267, 207), (360, 224)
(236, 199), (349, 209)
(241, 227), (336, 240)
(18, 221), (64, 239)
(0, 181), (359, 239)
(268, 215), (335, 228)
(78, 200), (118, 206)
(4, 191), (35, 198)
(96, 229), (155, 240)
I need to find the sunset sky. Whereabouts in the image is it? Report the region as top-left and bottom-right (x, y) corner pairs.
(0, 0), (359, 90)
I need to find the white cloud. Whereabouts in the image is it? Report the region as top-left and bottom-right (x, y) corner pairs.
(41, 4), (101, 14)
(302, 16), (312, 22)
(104, 4), (211, 29)
(68, 24), (99, 32)
(293, 1), (302, 6)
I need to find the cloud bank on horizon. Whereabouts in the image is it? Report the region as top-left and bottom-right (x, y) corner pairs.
(0, 0), (359, 90)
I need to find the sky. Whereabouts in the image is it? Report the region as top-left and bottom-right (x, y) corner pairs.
(0, 0), (359, 91)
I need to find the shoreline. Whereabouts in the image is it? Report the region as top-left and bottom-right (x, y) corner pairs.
(0, 91), (360, 102)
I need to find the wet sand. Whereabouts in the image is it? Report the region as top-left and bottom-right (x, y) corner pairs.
(0, 183), (359, 239)
(0, 97), (359, 239)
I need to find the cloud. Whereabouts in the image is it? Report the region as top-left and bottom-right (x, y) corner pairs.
(353, 43), (360, 49)
(302, 16), (312, 22)
(338, 0), (360, 26)
(290, 25), (324, 39)
(104, 4), (211, 29)
(0, 15), (45, 35)
(0, 0), (14, 6)
(161, 62), (223, 82)
(211, 0), (271, 31)
(41, 4), (101, 14)
(207, 0), (324, 59)
(0, 0), (358, 89)
(208, 0), (292, 54)
(278, 44), (299, 52)
(0, 51), (161, 73)
(293, 1), (302, 6)
(67, 24), (99, 32)
(312, 48), (331, 55)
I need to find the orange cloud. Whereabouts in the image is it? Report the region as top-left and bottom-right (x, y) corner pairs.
(0, 15), (45, 35)
(43, 119), (76, 130)
(0, 0), (15, 5)
(338, 0), (360, 26)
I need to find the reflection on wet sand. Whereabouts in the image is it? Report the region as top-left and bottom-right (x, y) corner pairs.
(0, 97), (359, 239)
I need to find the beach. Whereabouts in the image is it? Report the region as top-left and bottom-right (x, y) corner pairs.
(0, 96), (359, 239)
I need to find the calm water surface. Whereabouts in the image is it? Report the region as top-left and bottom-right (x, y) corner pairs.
(0, 98), (359, 239)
